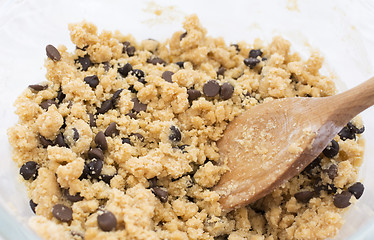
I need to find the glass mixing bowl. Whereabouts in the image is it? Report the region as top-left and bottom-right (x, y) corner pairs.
(0, 0), (373, 239)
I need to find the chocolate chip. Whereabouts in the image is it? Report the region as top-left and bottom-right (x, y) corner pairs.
(220, 82), (234, 100)
(121, 138), (131, 145)
(126, 111), (137, 119)
(244, 57), (260, 69)
(249, 49), (263, 58)
(294, 191), (314, 203)
(146, 57), (166, 66)
(180, 32), (187, 41)
(148, 177), (157, 188)
(39, 134), (54, 148)
(131, 97), (147, 113)
(97, 211), (117, 232)
(338, 126), (355, 141)
(104, 122), (119, 137)
(138, 78), (147, 84)
(118, 63), (133, 77)
(46, 44), (61, 61)
(77, 55), (92, 71)
(88, 148), (104, 161)
(55, 133), (67, 148)
(111, 89), (123, 106)
(126, 46), (136, 57)
(72, 128), (79, 141)
(325, 183), (338, 194)
(89, 113), (96, 127)
(79, 164), (89, 180)
(122, 41), (130, 53)
(40, 99), (57, 110)
(176, 61), (184, 68)
(132, 69), (145, 79)
(56, 89), (66, 103)
(95, 131), (108, 151)
(302, 157), (321, 175)
(179, 144), (188, 153)
(169, 126), (181, 142)
(52, 204), (73, 222)
(187, 89), (201, 101)
(62, 189), (84, 202)
(84, 75), (99, 88)
(326, 164), (338, 180)
(130, 133), (144, 142)
(348, 182), (364, 199)
(29, 200), (37, 214)
(103, 62), (110, 71)
(87, 159), (103, 179)
(28, 84), (47, 92)
(161, 71), (174, 83)
(152, 187), (168, 203)
(203, 80), (220, 97)
(230, 44), (240, 52)
(20, 161), (39, 180)
(100, 174), (115, 184)
(217, 67), (226, 77)
(348, 122), (365, 134)
(97, 99), (113, 114)
(333, 191), (352, 208)
(323, 140), (339, 158)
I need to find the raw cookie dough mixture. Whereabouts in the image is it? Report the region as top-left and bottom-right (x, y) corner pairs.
(8, 15), (366, 240)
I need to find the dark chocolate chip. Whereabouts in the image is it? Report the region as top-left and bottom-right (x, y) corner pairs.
(138, 78), (147, 84)
(126, 46), (136, 57)
(95, 131), (108, 151)
(89, 113), (96, 127)
(348, 122), (365, 134)
(230, 44), (240, 52)
(46, 44), (61, 61)
(121, 138), (131, 145)
(111, 89), (123, 106)
(55, 132), (67, 148)
(87, 159), (103, 179)
(97, 211), (117, 232)
(180, 32), (187, 41)
(169, 126), (181, 142)
(249, 49), (263, 58)
(103, 62), (110, 71)
(217, 67), (226, 77)
(118, 63), (133, 77)
(100, 174), (115, 184)
(203, 80), (220, 97)
(325, 183), (338, 194)
(72, 128), (79, 141)
(88, 148), (104, 161)
(77, 55), (92, 71)
(262, 57), (267, 61)
(333, 191), (352, 208)
(39, 135), (54, 148)
(244, 57), (260, 69)
(52, 204), (73, 222)
(148, 177), (157, 188)
(326, 164), (338, 180)
(176, 61), (184, 68)
(161, 71), (174, 83)
(84, 75), (99, 88)
(126, 111), (137, 119)
(97, 99), (113, 114)
(62, 189), (84, 202)
(56, 89), (66, 103)
(187, 89), (201, 101)
(122, 41), (131, 53)
(132, 69), (145, 79)
(146, 57), (166, 66)
(29, 84), (47, 92)
(29, 199), (37, 214)
(302, 157), (321, 175)
(40, 99), (57, 110)
(338, 126), (355, 141)
(348, 182), (364, 199)
(179, 144), (188, 153)
(294, 191), (314, 203)
(323, 140), (339, 158)
(104, 122), (119, 137)
(152, 187), (168, 203)
(79, 164), (89, 180)
(130, 133), (144, 142)
(220, 82), (234, 100)
(20, 161), (39, 180)
(131, 97), (147, 113)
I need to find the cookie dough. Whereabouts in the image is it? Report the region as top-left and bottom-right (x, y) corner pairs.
(8, 15), (365, 240)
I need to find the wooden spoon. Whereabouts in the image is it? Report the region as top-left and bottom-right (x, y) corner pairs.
(214, 77), (374, 212)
